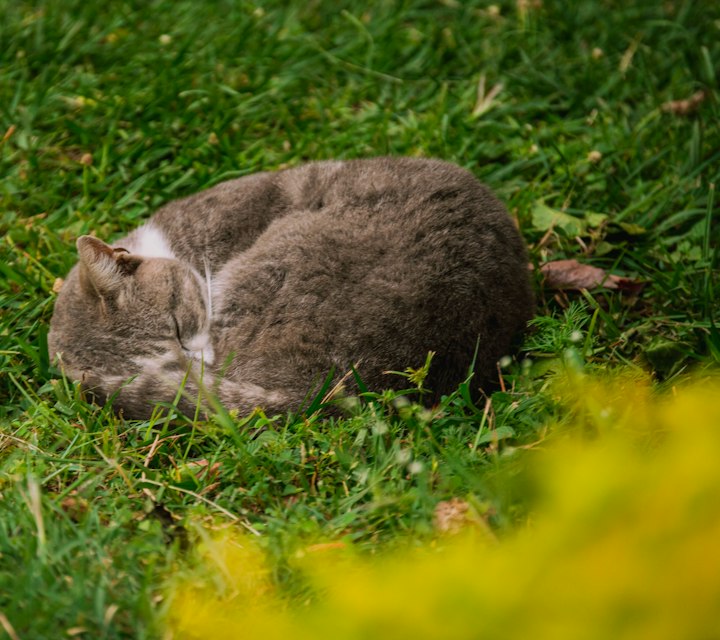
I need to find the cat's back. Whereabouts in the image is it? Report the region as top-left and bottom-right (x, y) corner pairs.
(263, 157), (525, 268)
(277, 156), (505, 224)
(212, 157), (533, 399)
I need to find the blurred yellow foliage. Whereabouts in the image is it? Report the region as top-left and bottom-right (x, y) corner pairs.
(166, 374), (720, 640)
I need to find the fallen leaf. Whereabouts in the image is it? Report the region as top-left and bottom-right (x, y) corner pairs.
(532, 201), (607, 237)
(2, 125), (16, 143)
(103, 604), (120, 628)
(533, 202), (583, 236)
(540, 259), (644, 294)
(434, 498), (470, 534)
(618, 222), (647, 236)
(661, 90), (706, 116)
(60, 495), (89, 520)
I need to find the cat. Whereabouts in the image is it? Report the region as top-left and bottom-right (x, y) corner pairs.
(48, 157), (534, 419)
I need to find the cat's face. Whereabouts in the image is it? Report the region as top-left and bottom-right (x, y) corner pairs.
(48, 236), (213, 418)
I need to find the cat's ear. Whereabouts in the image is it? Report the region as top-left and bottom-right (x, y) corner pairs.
(76, 235), (140, 298)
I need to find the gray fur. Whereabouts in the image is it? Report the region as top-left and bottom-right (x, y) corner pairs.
(48, 157), (534, 419)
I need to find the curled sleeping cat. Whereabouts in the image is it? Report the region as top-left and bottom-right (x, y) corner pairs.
(48, 157), (534, 419)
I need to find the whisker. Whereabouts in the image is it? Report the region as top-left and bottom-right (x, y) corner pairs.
(203, 256), (213, 322)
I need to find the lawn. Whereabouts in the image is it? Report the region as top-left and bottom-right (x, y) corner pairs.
(1, 0), (718, 637)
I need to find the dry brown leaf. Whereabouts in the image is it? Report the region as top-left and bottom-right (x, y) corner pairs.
(60, 494), (89, 520)
(2, 125), (16, 143)
(433, 498), (470, 534)
(103, 605), (120, 629)
(661, 90), (706, 116)
(540, 259), (643, 294)
(0, 612), (19, 640)
(433, 498), (499, 540)
(517, 0), (543, 10)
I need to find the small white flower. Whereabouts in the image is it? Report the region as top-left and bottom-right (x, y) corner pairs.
(372, 421), (388, 436)
(396, 449), (412, 465)
(408, 461), (424, 474)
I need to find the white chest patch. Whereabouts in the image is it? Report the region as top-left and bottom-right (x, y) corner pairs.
(127, 225), (177, 260)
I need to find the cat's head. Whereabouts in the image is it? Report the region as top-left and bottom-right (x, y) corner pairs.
(48, 236), (214, 418)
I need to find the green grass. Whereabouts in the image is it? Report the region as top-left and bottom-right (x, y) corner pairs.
(0, 0), (718, 636)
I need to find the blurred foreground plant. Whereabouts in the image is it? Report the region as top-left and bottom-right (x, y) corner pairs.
(166, 372), (720, 640)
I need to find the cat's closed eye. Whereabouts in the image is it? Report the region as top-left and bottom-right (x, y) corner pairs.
(171, 316), (184, 347)
(170, 314), (214, 365)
